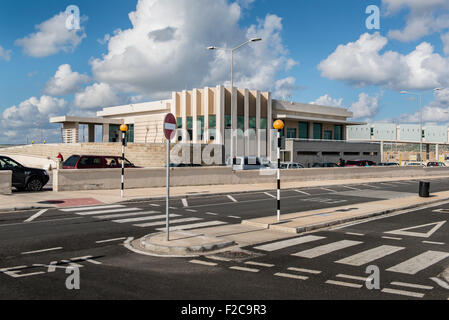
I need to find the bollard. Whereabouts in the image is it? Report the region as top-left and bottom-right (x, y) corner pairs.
(419, 181), (430, 198)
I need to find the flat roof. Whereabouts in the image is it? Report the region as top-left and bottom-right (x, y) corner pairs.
(50, 116), (123, 125)
(273, 100), (354, 118)
(275, 114), (365, 126)
(97, 100), (171, 117)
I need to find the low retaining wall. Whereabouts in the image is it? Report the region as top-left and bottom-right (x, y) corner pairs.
(0, 171), (12, 195)
(53, 166), (449, 192)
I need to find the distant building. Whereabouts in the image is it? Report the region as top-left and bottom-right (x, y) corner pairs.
(51, 86), (378, 165)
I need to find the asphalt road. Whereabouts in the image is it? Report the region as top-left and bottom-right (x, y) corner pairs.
(0, 178), (448, 300)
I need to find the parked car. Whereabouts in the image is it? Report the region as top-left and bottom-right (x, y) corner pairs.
(344, 160), (376, 167)
(427, 162), (446, 167)
(377, 162), (400, 167)
(312, 162), (339, 168)
(406, 162), (425, 167)
(169, 163), (202, 168)
(230, 156), (268, 171)
(0, 155), (49, 191)
(62, 155), (137, 169)
(280, 162), (304, 169)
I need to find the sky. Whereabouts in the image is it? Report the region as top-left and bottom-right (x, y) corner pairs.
(1, 0), (449, 144)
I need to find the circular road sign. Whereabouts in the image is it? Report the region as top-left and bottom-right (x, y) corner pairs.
(164, 113), (177, 140)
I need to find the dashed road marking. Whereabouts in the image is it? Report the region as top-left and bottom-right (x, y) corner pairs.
(230, 266), (259, 273)
(77, 208), (143, 216)
(95, 237), (127, 244)
(342, 186), (361, 191)
(264, 192), (276, 199)
(287, 267), (321, 275)
(321, 188), (337, 193)
(382, 236), (403, 241)
(381, 288), (424, 298)
(24, 209), (48, 223)
(157, 221), (227, 232)
(206, 212), (218, 216)
(95, 211), (159, 220)
(422, 241), (445, 245)
(21, 247), (63, 255)
(189, 260), (217, 266)
(227, 195), (238, 202)
(149, 204), (160, 207)
(245, 261), (275, 268)
(182, 199), (189, 207)
(185, 209), (198, 213)
(325, 280), (362, 288)
(228, 216), (241, 219)
(336, 274), (368, 282)
(275, 273), (308, 280)
(134, 217), (202, 228)
(390, 282), (433, 290)
(113, 214), (181, 223)
(345, 232), (365, 236)
(59, 205), (125, 212)
(294, 190), (311, 195)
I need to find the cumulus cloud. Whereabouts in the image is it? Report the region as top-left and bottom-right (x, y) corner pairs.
(442, 32), (449, 54)
(398, 88), (449, 123)
(383, 0), (449, 42)
(15, 12), (86, 58)
(1, 96), (67, 142)
(90, 0), (297, 98)
(310, 94), (343, 108)
(44, 64), (90, 96)
(0, 45), (11, 61)
(73, 82), (122, 109)
(318, 32), (449, 91)
(274, 77), (305, 99)
(349, 93), (380, 119)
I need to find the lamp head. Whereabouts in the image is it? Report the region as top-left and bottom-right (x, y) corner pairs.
(250, 38), (262, 42)
(206, 46), (217, 51)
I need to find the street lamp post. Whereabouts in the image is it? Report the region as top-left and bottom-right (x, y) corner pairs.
(207, 38), (262, 160)
(401, 91), (423, 164)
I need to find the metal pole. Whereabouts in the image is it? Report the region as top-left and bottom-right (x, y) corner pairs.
(277, 129), (281, 221)
(166, 139), (170, 241)
(121, 132), (125, 198)
(419, 94), (423, 165)
(230, 50), (234, 161)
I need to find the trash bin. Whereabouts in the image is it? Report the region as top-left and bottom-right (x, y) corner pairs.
(419, 181), (430, 197)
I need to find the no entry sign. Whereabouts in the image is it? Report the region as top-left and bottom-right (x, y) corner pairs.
(164, 113), (177, 140)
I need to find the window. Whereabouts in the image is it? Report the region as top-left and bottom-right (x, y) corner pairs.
(125, 124), (134, 143)
(238, 116), (244, 131)
(322, 152), (340, 156)
(298, 122), (308, 139)
(344, 152), (360, 156)
(260, 118), (267, 129)
(335, 125), (343, 140)
(0, 158), (21, 170)
(249, 117), (256, 129)
(109, 124), (120, 143)
(187, 117), (193, 130)
(209, 115), (216, 128)
(287, 128), (297, 138)
(63, 155), (80, 167)
(324, 130), (333, 140)
(225, 115), (231, 129)
(209, 115), (216, 141)
(297, 151), (318, 156)
(177, 118), (182, 129)
(313, 123), (322, 140)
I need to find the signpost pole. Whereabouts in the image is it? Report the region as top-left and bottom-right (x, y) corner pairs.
(166, 138), (170, 241)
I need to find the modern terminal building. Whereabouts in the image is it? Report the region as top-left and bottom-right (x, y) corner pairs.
(50, 86), (379, 166)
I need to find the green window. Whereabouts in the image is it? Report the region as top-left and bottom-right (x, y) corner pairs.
(298, 122), (308, 139)
(109, 125), (120, 143)
(177, 118), (182, 129)
(287, 128), (297, 139)
(126, 124), (134, 143)
(313, 123), (322, 140)
(260, 118), (267, 130)
(209, 115), (216, 128)
(324, 130), (332, 140)
(187, 117), (193, 129)
(225, 115), (232, 129)
(197, 116), (204, 140)
(334, 125), (342, 140)
(238, 116), (244, 131)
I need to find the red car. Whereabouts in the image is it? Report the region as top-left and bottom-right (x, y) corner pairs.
(62, 155), (137, 169)
(344, 160), (376, 167)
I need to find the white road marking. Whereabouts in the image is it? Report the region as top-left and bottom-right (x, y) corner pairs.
(230, 266), (259, 273)
(422, 241), (445, 245)
(21, 247), (63, 255)
(207, 256), (232, 262)
(287, 267), (321, 274)
(245, 261), (275, 268)
(387, 251), (449, 275)
(430, 277), (449, 289)
(227, 195), (238, 202)
(149, 204), (160, 207)
(228, 216), (241, 219)
(185, 209), (198, 212)
(134, 217), (202, 228)
(264, 192), (276, 199)
(95, 211), (159, 220)
(363, 184), (380, 189)
(254, 235), (325, 252)
(293, 240), (363, 259)
(77, 208), (143, 216)
(113, 214), (180, 223)
(381, 288), (424, 298)
(189, 260), (217, 266)
(182, 199), (189, 207)
(336, 274), (368, 281)
(345, 232), (365, 236)
(157, 221), (227, 232)
(60, 205), (125, 212)
(95, 237), (128, 244)
(24, 209), (48, 223)
(326, 280), (362, 288)
(342, 186), (361, 191)
(382, 236), (403, 241)
(275, 273), (308, 280)
(336, 245), (405, 266)
(0, 266), (45, 278)
(70, 256), (102, 265)
(206, 212), (218, 216)
(321, 188), (337, 193)
(390, 282), (433, 290)
(385, 221), (446, 238)
(294, 190), (311, 195)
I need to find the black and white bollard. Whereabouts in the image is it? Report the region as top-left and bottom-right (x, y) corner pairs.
(120, 125), (129, 198)
(273, 120), (285, 221)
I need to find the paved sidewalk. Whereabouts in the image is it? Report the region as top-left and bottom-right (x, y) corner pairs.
(1, 174), (448, 212)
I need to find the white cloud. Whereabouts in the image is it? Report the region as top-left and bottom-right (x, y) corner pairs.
(0, 45), (11, 61)
(15, 12), (86, 58)
(90, 0), (297, 98)
(1, 96), (67, 142)
(274, 77), (302, 99)
(318, 32), (449, 91)
(383, 0), (449, 42)
(44, 64), (90, 96)
(73, 83), (122, 109)
(442, 32), (449, 54)
(310, 94), (343, 107)
(349, 93), (380, 119)
(398, 88), (449, 122)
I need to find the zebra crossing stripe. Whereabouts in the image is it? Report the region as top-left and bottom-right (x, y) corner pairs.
(287, 267), (321, 274)
(134, 217), (202, 228)
(254, 235), (325, 252)
(94, 211), (160, 220)
(381, 288), (424, 298)
(275, 273), (308, 280)
(325, 280), (362, 288)
(76, 208), (143, 216)
(292, 240), (363, 259)
(390, 282), (433, 290)
(386, 251), (449, 275)
(113, 214), (180, 223)
(336, 245), (405, 266)
(60, 205), (125, 212)
(157, 221), (227, 232)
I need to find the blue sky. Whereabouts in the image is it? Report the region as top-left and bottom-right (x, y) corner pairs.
(1, 0), (449, 143)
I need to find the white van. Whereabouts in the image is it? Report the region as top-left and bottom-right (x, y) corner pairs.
(228, 156), (268, 171)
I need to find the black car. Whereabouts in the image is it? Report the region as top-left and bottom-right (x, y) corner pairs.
(0, 156), (49, 191)
(312, 162), (340, 168)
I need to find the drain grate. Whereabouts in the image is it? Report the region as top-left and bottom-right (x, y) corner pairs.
(210, 250), (263, 262)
